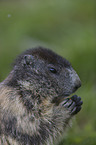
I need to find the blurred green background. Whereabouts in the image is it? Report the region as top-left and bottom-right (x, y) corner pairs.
(0, 0), (95, 144)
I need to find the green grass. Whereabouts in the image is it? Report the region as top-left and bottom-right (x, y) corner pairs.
(0, 0), (95, 144)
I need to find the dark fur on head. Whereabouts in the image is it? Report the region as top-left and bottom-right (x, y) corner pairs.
(14, 47), (71, 67)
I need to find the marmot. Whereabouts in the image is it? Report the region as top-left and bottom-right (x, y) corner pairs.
(0, 47), (83, 145)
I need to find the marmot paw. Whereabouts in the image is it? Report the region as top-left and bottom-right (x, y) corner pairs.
(60, 95), (83, 115)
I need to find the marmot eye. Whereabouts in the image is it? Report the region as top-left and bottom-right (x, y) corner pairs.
(49, 68), (57, 73)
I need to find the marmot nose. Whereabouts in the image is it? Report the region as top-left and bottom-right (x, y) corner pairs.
(74, 78), (81, 92)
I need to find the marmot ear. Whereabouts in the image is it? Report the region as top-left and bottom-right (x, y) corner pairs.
(23, 55), (34, 66)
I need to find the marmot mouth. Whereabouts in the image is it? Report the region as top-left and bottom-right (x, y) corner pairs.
(52, 93), (77, 104)
(64, 94), (74, 99)
(64, 96), (71, 99)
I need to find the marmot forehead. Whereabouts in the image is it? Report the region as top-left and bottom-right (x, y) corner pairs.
(14, 47), (71, 67)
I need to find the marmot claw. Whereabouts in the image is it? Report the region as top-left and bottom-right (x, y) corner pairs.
(60, 95), (83, 115)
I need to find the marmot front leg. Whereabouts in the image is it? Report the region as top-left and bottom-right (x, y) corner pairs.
(60, 95), (83, 115)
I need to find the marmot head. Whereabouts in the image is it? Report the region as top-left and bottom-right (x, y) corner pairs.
(7, 47), (81, 102)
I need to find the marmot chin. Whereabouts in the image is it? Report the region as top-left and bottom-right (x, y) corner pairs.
(0, 47), (83, 145)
